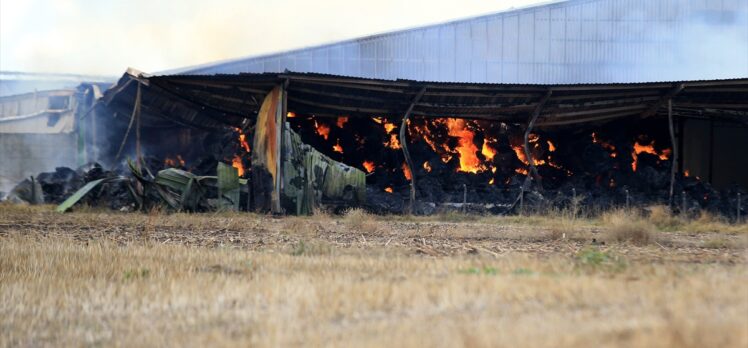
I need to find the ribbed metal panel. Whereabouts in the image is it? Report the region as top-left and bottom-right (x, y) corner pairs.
(174, 0), (748, 83)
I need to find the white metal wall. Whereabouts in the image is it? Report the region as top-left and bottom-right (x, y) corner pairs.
(181, 0), (748, 83)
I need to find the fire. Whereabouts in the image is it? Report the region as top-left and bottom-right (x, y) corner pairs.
(239, 133), (250, 152)
(631, 139), (670, 171)
(512, 145), (529, 165)
(232, 155), (245, 177)
(591, 132), (617, 158)
(233, 127), (251, 153)
(481, 142), (496, 161)
(385, 134), (401, 149)
(337, 116), (348, 128)
(423, 161), (432, 172)
(384, 187), (393, 193)
(684, 170), (690, 177)
(333, 139), (343, 153)
(402, 162), (412, 180)
(515, 167), (529, 175)
(164, 155), (186, 167)
(363, 160), (375, 173)
(547, 140), (556, 152)
(489, 178), (495, 185)
(287, 112), (296, 118)
(372, 117), (397, 134)
(447, 118), (484, 173)
(314, 120), (330, 140)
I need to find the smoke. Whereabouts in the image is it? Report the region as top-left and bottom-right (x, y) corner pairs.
(0, 0), (543, 76)
(596, 4), (748, 82)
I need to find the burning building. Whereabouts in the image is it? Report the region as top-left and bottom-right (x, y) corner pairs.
(5, 0), (747, 217)
(94, 70), (747, 216)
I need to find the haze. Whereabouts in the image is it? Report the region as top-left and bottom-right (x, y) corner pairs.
(0, 0), (549, 76)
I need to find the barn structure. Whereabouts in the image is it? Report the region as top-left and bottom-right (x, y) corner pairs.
(40, 0), (748, 215)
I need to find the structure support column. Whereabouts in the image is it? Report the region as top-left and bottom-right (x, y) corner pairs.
(399, 87), (427, 215)
(506, 89), (552, 215)
(668, 99), (678, 210)
(522, 89), (553, 187)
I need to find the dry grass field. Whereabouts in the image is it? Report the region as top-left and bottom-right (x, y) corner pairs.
(1, 203), (747, 347)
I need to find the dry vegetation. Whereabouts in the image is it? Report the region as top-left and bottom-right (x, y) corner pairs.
(1, 203), (747, 347)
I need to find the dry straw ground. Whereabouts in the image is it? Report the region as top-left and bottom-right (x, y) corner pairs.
(1, 204), (746, 347)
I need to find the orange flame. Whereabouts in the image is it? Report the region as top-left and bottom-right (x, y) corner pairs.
(547, 140), (556, 152)
(631, 140), (670, 171)
(512, 145), (529, 165)
(385, 134), (401, 149)
(233, 127), (251, 153)
(363, 160), (375, 173)
(423, 161), (432, 172)
(287, 112), (296, 118)
(489, 178), (495, 185)
(337, 116), (348, 128)
(314, 121), (330, 140)
(592, 132), (617, 158)
(384, 123), (396, 134)
(402, 162), (412, 180)
(239, 133), (250, 152)
(333, 139), (344, 153)
(481, 142), (496, 161)
(447, 118), (484, 173)
(232, 155), (245, 177)
(684, 170), (690, 177)
(164, 155), (186, 167)
(384, 187), (394, 193)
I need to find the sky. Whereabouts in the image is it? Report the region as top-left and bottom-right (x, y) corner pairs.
(0, 0), (550, 77)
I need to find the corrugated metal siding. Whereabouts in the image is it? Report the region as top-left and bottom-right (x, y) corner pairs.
(177, 0), (748, 83)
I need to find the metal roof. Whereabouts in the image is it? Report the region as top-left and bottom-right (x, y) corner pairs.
(102, 71), (748, 131)
(164, 0), (748, 84)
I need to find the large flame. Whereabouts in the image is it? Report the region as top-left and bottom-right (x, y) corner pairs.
(481, 141), (496, 161)
(446, 118), (484, 173)
(631, 139), (670, 171)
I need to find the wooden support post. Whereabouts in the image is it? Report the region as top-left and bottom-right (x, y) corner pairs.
(399, 87), (427, 215)
(504, 89), (552, 215)
(271, 82), (288, 214)
(135, 90), (142, 166)
(523, 90), (553, 185)
(668, 99), (677, 209)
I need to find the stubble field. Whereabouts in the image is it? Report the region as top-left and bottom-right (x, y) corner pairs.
(1, 204), (746, 347)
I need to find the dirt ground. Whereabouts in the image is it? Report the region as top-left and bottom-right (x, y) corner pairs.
(1, 204), (747, 347)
